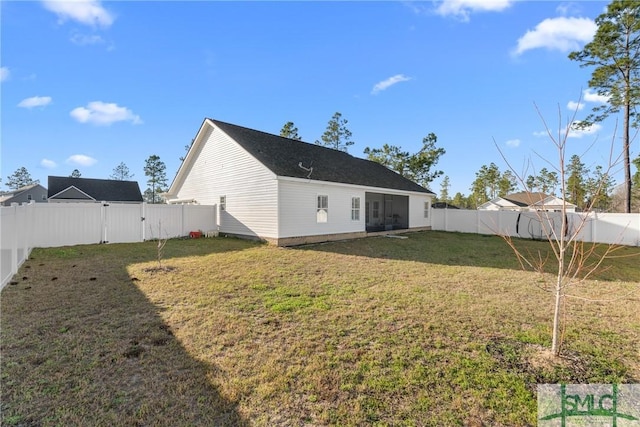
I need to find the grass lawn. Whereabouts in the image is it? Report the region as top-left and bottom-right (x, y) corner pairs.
(1, 231), (639, 426)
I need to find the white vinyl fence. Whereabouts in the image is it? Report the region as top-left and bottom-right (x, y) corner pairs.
(1, 202), (217, 289)
(431, 209), (640, 247)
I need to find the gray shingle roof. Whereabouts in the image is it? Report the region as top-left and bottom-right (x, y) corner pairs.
(503, 192), (548, 207)
(211, 119), (434, 194)
(48, 176), (143, 202)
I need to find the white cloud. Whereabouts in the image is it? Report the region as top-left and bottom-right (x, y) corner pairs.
(435, 0), (514, 21)
(18, 96), (52, 109)
(70, 33), (104, 46)
(70, 101), (142, 125)
(42, 0), (114, 28)
(568, 121), (602, 138)
(533, 121), (602, 139)
(567, 100), (584, 111)
(556, 2), (581, 16)
(583, 88), (609, 104)
(513, 17), (596, 56)
(66, 154), (97, 167)
(40, 159), (57, 169)
(505, 138), (521, 147)
(371, 74), (412, 95)
(0, 67), (9, 82)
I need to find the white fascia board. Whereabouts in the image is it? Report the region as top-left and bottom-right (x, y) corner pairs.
(276, 175), (433, 197)
(49, 185), (96, 201)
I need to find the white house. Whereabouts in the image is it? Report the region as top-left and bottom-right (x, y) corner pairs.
(478, 191), (578, 212)
(164, 118), (435, 246)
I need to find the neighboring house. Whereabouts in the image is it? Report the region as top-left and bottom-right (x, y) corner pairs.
(164, 118), (435, 246)
(48, 176), (143, 203)
(0, 183), (48, 206)
(478, 191), (578, 212)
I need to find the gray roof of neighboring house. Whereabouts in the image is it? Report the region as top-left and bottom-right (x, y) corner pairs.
(48, 176), (143, 202)
(432, 202), (460, 209)
(502, 192), (548, 207)
(210, 119), (434, 194)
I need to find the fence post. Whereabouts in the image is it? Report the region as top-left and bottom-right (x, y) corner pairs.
(141, 202), (147, 241)
(22, 202), (34, 260)
(181, 203), (186, 236)
(10, 203), (18, 280)
(444, 207), (448, 231)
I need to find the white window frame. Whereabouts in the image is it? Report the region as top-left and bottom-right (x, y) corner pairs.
(220, 195), (226, 211)
(351, 197), (360, 221)
(317, 195), (328, 223)
(424, 201), (430, 218)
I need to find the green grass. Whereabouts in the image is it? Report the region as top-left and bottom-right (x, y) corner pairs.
(1, 231), (638, 426)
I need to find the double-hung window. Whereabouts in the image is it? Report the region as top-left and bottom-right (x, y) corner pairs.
(220, 196), (226, 211)
(424, 201), (429, 218)
(351, 197), (360, 221)
(317, 195), (328, 223)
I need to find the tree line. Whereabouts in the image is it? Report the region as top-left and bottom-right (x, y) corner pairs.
(6, 105), (639, 210)
(435, 155), (639, 212)
(3, 157), (168, 205)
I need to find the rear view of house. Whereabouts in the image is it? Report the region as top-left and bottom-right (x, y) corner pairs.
(165, 118), (435, 246)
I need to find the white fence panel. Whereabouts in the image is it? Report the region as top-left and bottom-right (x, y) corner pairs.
(1, 202), (218, 289)
(184, 205), (217, 234)
(31, 203), (103, 247)
(432, 209), (640, 246)
(144, 205), (184, 239)
(446, 209), (478, 233)
(587, 212), (640, 246)
(0, 204), (30, 287)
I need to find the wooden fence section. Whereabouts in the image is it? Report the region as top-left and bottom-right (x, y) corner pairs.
(1, 202), (216, 288)
(431, 209), (640, 247)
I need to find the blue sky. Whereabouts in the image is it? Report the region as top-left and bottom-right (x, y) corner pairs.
(2, 0), (636, 197)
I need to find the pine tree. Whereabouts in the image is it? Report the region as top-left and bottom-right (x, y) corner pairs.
(6, 167), (38, 190)
(315, 112), (354, 152)
(144, 155), (168, 204)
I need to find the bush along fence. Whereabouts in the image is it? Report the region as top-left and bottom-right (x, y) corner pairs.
(431, 208), (640, 247)
(0, 202), (217, 288)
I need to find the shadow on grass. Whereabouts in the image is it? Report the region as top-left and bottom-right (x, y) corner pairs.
(1, 237), (254, 426)
(292, 230), (640, 282)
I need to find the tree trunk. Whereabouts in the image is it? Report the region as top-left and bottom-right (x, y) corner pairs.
(551, 273), (563, 355)
(624, 99), (632, 213)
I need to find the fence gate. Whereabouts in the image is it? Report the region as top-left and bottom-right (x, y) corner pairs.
(103, 203), (143, 243)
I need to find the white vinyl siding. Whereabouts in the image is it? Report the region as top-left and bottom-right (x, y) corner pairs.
(169, 122), (279, 238)
(409, 196), (432, 228)
(278, 180), (366, 238)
